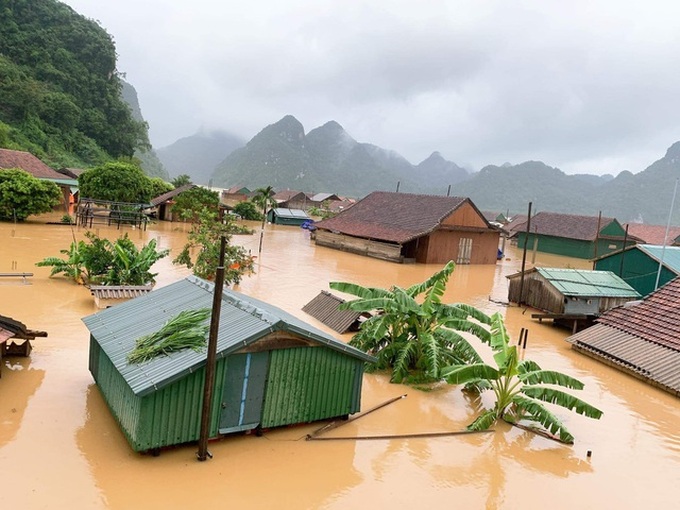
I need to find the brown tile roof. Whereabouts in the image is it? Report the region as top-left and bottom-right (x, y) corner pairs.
(149, 184), (195, 207)
(0, 148), (63, 179)
(274, 189), (307, 202)
(624, 223), (680, 245)
(595, 276), (680, 350)
(513, 211), (618, 241)
(313, 191), (476, 244)
(57, 167), (85, 179)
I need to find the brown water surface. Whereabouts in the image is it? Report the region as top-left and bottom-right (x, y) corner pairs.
(1, 215), (678, 509)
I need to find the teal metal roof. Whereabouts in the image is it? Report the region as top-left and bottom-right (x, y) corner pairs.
(82, 276), (375, 397)
(272, 208), (310, 219)
(535, 268), (640, 298)
(636, 244), (680, 274)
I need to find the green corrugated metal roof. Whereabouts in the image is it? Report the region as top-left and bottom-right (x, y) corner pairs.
(536, 268), (640, 298)
(82, 276), (374, 397)
(637, 244), (680, 273)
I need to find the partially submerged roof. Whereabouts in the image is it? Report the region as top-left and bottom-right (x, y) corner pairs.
(0, 148), (64, 179)
(270, 208), (311, 219)
(507, 267), (640, 298)
(302, 291), (362, 333)
(89, 285), (154, 301)
(513, 211), (620, 241)
(624, 223), (680, 246)
(567, 277), (680, 395)
(314, 191), (486, 244)
(0, 315), (47, 342)
(149, 183), (196, 207)
(82, 276), (374, 396)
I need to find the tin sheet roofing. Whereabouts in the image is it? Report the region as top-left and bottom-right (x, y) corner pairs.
(568, 323), (680, 395)
(302, 291), (362, 333)
(82, 276), (374, 396)
(635, 244), (680, 274)
(534, 268), (640, 298)
(88, 285), (154, 300)
(272, 208), (310, 219)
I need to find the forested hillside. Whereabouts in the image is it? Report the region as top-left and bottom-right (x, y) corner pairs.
(0, 0), (149, 170)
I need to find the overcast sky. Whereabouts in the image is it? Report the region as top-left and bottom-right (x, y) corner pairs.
(61, 0), (680, 175)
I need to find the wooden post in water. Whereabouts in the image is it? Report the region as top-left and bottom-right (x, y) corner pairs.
(518, 202), (532, 306)
(197, 234), (226, 461)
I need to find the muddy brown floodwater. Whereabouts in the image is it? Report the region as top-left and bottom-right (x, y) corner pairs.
(1, 214), (679, 509)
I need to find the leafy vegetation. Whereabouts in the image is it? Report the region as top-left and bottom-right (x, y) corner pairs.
(232, 200), (263, 221)
(442, 312), (603, 444)
(330, 261), (492, 383)
(171, 186), (219, 221)
(0, 168), (62, 220)
(127, 308), (211, 364)
(173, 208), (255, 283)
(0, 0), (149, 168)
(36, 232), (169, 285)
(78, 161), (166, 203)
(171, 174), (192, 188)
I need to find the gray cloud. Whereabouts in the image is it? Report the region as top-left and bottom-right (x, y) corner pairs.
(61, 0), (680, 175)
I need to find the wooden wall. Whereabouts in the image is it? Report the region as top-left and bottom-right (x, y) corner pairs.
(418, 229), (499, 264)
(314, 231), (403, 262)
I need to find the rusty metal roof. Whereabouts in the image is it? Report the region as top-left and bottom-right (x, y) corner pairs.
(149, 183), (195, 207)
(302, 291), (362, 333)
(313, 191), (482, 244)
(568, 323), (680, 396)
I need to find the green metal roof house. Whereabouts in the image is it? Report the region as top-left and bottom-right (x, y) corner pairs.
(82, 276), (374, 453)
(507, 267), (640, 317)
(267, 207), (311, 226)
(594, 244), (680, 297)
(514, 212), (632, 259)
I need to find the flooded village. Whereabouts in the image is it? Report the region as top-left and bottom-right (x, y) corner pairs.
(1, 209), (679, 509)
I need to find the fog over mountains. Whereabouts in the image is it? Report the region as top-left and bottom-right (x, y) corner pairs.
(155, 114), (680, 225)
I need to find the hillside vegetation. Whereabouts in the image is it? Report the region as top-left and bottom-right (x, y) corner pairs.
(0, 0), (149, 170)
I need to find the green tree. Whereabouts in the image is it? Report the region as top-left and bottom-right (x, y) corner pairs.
(171, 186), (219, 221)
(147, 177), (173, 200)
(442, 312), (604, 444)
(172, 174), (192, 188)
(173, 208), (254, 283)
(78, 161), (153, 203)
(253, 185), (276, 253)
(330, 261), (492, 383)
(0, 168), (62, 220)
(232, 200), (263, 221)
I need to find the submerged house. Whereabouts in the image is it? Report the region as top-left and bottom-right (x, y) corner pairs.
(147, 183), (196, 221)
(0, 315), (47, 378)
(313, 191), (500, 264)
(513, 212), (633, 259)
(594, 244), (680, 297)
(567, 277), (680, 397)
(82, 276), (374, 453)
(507, 267), (640, 332)
(267, 207), (311, 226)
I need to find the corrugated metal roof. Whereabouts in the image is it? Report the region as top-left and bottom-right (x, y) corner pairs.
(635, 244), (680, 274)
(302, 291), (362, 333)
(82, 276), (374, 396)
(536, 268), (640, 298)
(567, 323), (680, 396)
(271, 208), (310, 219)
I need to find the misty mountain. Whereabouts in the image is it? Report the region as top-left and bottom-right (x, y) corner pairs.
(416, 152), (469, 193)
(211, 115), (462, 196)
(120, 81), (169, 179)
(156, 130), (244, 185)
(450, 145), (680, 225)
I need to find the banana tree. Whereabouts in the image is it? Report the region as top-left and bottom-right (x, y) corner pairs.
(330, 261), (492, 383)
(442, 312), (603, 443)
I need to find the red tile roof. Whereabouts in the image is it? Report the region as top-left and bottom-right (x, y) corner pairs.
(314, 191), (478, 244)
(0, 148), (63, 179)
(513, 211), (618, 241)
(596, 277), (680, 350)
(624, 223), (680, 245)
